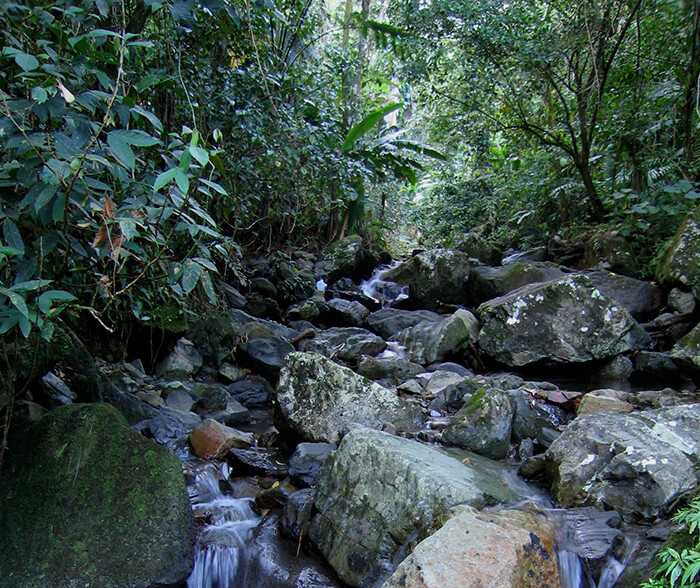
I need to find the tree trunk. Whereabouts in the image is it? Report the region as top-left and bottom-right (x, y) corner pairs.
(577, 158), (605, 222)
(681, 0), (700, 161)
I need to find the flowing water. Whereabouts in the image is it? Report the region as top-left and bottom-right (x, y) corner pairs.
(360, 264), (408, 307)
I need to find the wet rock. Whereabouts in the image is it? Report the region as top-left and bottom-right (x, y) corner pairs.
(255, 477), (299, 509)
(156, 338), (203, 379)
(545, 405), (700, 519)
(289, 442), (336, 486)
(426, 361), (474, 376)
(285, 298), (329, 323)
(382, 249), (472, 311)
(297, 327), (386, 364)
(468, 262), (567, 306)
(670, 322), (700, 372)
(219, 281), (247, 308)
(582, 231), (639, 277)
(314, 235), (373, 283)
(366, 308), (442, 340)
(162, 384), (195, 412)
(428, 378), (480, 413)
(189, 418), (254, 459)
(325, 298), (370, 327)
(596, 355), (634, 380)
(148, 406), (202, 446)
(356, 356), (424, 383)
(40, 371), (76, 407)
(244, 297), (283, 321)
(442, 387), (514, 459)
(0, 403), (194, 587)
(582, 269), (662, 320)
(228, 447), (289, 478)
(656, 204), (700, 289)
(251, 276), (278, 298)
(632, 351), (681, 383)
(478, 274), (651, 367)
(276, 352), (422, 443)
(423, 370), (469, 396)
(398, 379), (424, 396)
(237, 336), (295, 382)
(577, 390), (635, 415)
(228, 308), (299, 341)
(397, 309), (479, 366)
(281, 488), (316, 541)
(454, 232), (503, 265)
(218, 362), (246, 383)
(668, 287), (697, 314)
(383, 506), (560, 588)
(519, 454), (547, 479)
(228, 376), (274, 408)
(509, 388), (569, 444)
(240, 513), (346, 588)
(309, 427), (525, 586)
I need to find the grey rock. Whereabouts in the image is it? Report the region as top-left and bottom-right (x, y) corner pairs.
(156, 338), (203, 379)
(162, 385), (195, 412)
(251, 276), (278, 298)
(454, 232), (503, 265)
(314, 235), (372, 283)
(670, 322), (700, 371)
(218, 362), (246, 383)
(596, 355), (634, 380)
(298, 327), (386, 364)
(228, 376), (274, 408)
(148, 406), (202, 446)
(577, 390), (634, 415)
(582, 231), (639, 277)
(356, 356), (424, 383)
(237, 336), (295, 381)
(228, 308), (299, 341)
(583, 269), (662, 320)
(309, 427), (527, 586)
(545, 405), (700, 519)
(396, 309), (480, 365)
(477, 274), (651, 366)
(442, 387), (514, 459)
(668, 288), (697, 314)
(656, 204), (700, 289)
(326, 297), (370, 327)
(40, 371), (76, 407)
(366, 308), (442, 340)
(509, 388), (569, 444)
(426, 361), (474, 376)
(219, 281), (247, 308)
(468, 262), (567, 306)
(633, 351), (681, 382)
(382, 249), (472, 311)
(285, 298), (329, 323)
(275, 353), (422, 443)
(289, 442), (336, 486)
(281, 489), (316, 542)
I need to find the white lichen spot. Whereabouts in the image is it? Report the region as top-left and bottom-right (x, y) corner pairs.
(669, 421), (677, 427)
(580, 454), (596, 466)
(661, 458), (669, 465)
(580, 326), (589, 333)
(624, 446), (635, 455)
(641, 457), (657, 468)
(604, 309), (613, 322)
(506, 298), (528, 325)
(535, 294), (545, 302)
(591, 289), (605, 300)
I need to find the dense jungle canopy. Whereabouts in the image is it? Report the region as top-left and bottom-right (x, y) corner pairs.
(0, 0), (698, 352)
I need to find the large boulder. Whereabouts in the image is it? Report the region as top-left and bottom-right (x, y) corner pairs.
(396, 309), (480, 366)
(477, 274), (651, 366)
(467, 262), (567, 306)
(670, 322), (700, 372)
(545, 405), (700, 519)
(656, 204), (700, 290)
(236, 336), (295, 382)
(314, 235), (373, 283)
(297, 327), (386, 364)
(309, 427), (528, 586)
(454, 232), (503, 266)
(0, 403), (194, 587)
(441, 386), (514, 459)
(275, 353), (421, 443)
(366, 308), (442, 340)
(383, 506), (560, 588)
(156, 337), (202, 379)
(382, 249), (471, 311)
(582, 269), (662, 320)
(582, 231), (639, 277)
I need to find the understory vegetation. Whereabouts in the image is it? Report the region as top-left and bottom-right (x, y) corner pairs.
(0, 0), (698, 375)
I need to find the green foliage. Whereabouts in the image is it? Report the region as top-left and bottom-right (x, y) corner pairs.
(643, 496), (700, 588)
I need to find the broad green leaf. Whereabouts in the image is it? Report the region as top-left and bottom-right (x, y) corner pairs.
(131, 105), (163, 133)
(200, 178), (228, 195)
(200, 270), (217, 304)
(14, 53), (39, 72)
(341, 103), (402, 152)
(0, 287), (29, 318)
(37, 290), (77, 314)
(3, 220), (24, 255)
(181, 260), (202, 295)
(0, 312), (20, 335)
(12, 279), (50, 292)
(18, 313), (31, 337)
(154, 168), (177, 191)
(107, 132), (135, 170)
(118, 218), (139, 240)
(189, 145), (209, 166)
(194, 257), (217, 272)
(34, 183), (59, 215)
(174, 169), (189, 194)
(168, 262), (182, 285)
(109, 129), (160, 147)
(32, 86), (48, 103)
(40, 320), (55, 341)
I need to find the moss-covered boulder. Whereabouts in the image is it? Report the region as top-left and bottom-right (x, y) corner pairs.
(656, 204), (700, 290)
(382, 248), (472, 311)
(477, 274), (650, 366)
(582, 230), (639, 277)
(467, 262), (567, 306)
(314, 235), (374, 284)
(670, 322), (700, 372)
(0, 403), (194, 587)
(454, 232), (503, 266)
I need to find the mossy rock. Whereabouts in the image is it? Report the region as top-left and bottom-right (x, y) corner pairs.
(0, 403), (194, 587)
(656, 204), (700, 290)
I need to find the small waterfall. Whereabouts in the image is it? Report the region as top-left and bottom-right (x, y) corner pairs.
(186, 463), (261, 588)
(360, 264), (408, 307)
